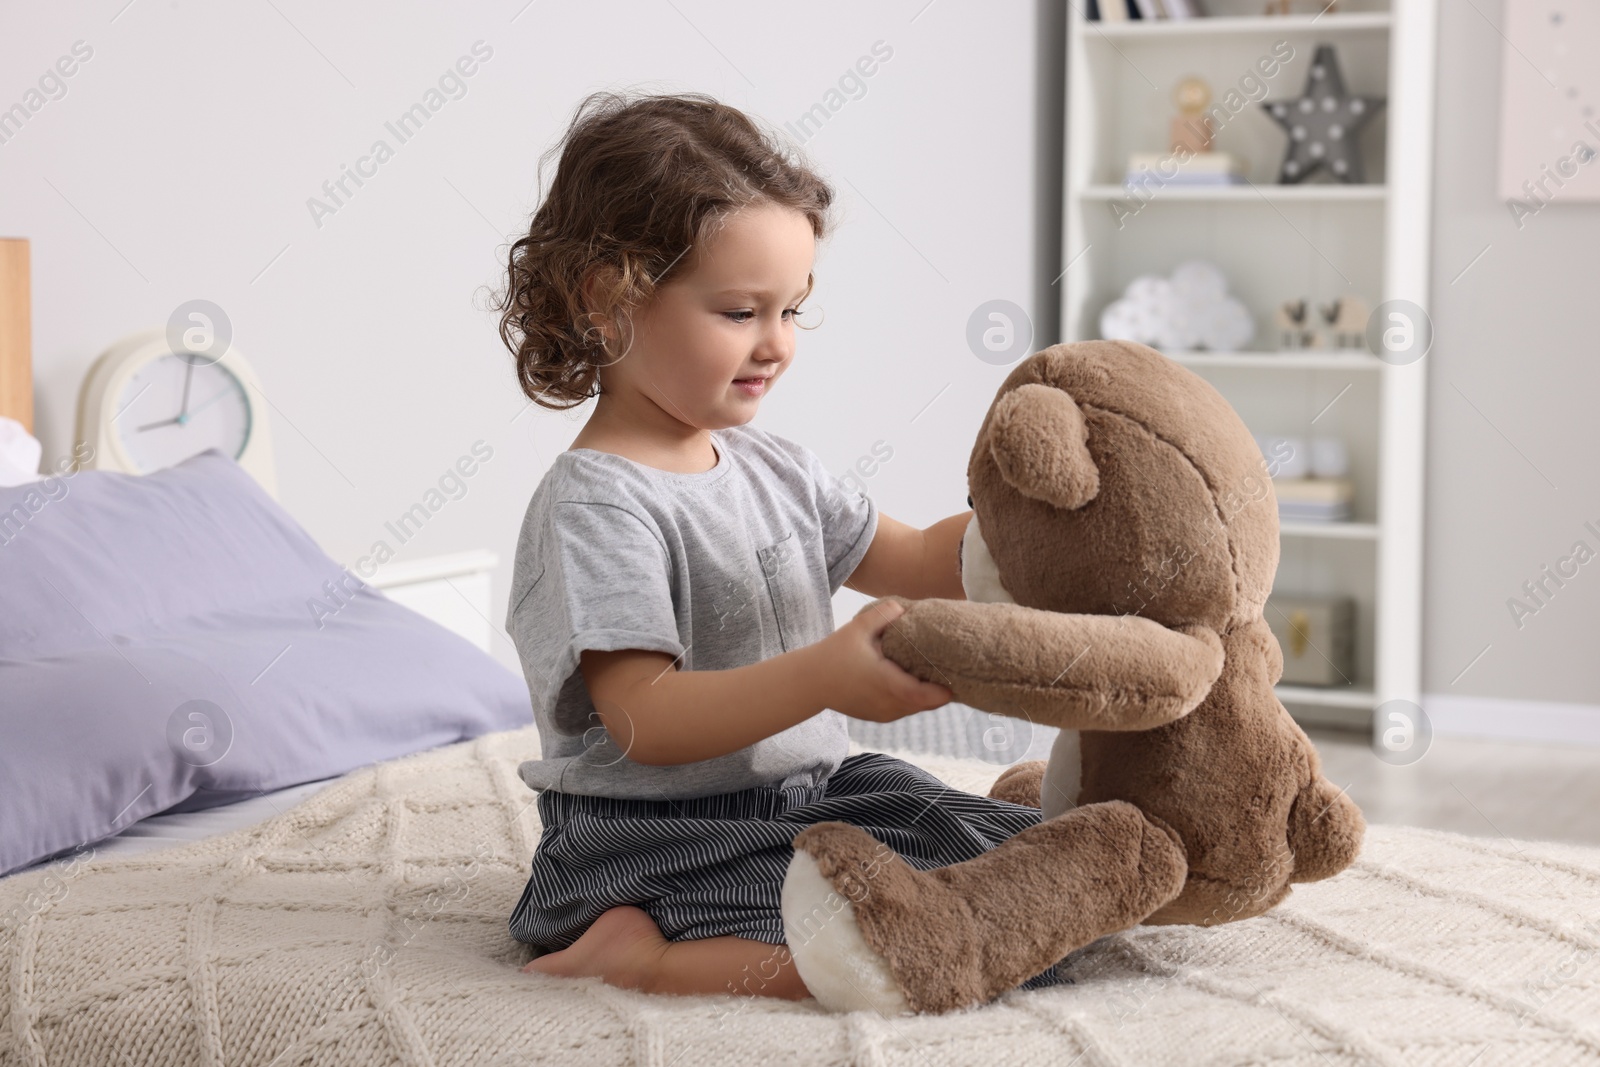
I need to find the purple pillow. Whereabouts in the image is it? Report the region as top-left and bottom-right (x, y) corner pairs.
(0, 448), (531, 876)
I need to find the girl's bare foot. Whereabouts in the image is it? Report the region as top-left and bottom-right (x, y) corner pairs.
(520, 905), (666, 990)
(520, 905), (811, 1000)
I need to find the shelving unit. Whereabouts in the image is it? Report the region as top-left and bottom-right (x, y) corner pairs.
(1061, 0), (1438, 730)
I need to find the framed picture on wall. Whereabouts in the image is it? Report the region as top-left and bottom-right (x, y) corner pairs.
(1498, 3), (1600, 205)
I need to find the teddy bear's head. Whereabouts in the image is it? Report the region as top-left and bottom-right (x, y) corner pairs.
(960, 340), (1279, 634)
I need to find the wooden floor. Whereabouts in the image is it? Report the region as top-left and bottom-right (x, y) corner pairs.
(1306, 726), (1600, 848)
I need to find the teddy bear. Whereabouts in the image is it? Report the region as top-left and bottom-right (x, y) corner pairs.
(779, 339), (1365, 1015)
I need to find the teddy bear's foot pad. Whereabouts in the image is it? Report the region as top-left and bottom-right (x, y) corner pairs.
(988, 759), (1048, 807)
(781, 801), (1188, 1015)
(780, 846), (912, 1015)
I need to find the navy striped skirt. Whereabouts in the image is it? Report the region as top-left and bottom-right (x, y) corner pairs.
(508, 750), (1072, 991)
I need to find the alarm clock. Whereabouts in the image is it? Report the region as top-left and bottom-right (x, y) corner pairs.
(74, 327), (277, 496)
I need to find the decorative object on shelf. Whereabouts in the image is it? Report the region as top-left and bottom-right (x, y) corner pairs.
(1275, 294), (1373, 349)
(1275, 298), (1319, 349)
(1172, 76), (1214, 153)
(1265, 592), (1356, 687)
(1308, 436), (1349, 479)
(1317, 294), (1371, 349)
(75, 327), (277, 496)
(1255, 433), (1354, 522)
(1257, 433), (1308, 479)
(1124, 76), (1247, 188)
(1099, 260), (1254, 351)
(1261, 44), (1385, 184)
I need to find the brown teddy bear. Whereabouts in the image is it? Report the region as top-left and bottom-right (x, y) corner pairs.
(780, 339), (1365, 1015)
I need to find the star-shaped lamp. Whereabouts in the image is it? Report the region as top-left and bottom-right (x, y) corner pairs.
(1261, 44), (1386, 184)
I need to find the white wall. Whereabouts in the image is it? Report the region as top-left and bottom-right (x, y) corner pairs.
(1420, 0), (1600, 741)
(15, 1), (1589, 742)
(3, 1), (1057, 674)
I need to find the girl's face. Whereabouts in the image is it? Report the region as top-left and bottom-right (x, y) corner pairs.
(600, 201), (816, 431)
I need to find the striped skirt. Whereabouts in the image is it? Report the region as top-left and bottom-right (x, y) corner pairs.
(507, 750), (1073, 991)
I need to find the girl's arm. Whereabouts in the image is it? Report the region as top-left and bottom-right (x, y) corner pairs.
(580, 601), (952, 766)
(844, 510), (972, 601)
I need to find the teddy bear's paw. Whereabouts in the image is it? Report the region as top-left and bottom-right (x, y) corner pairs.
(781, 830), (912, 1016)
(784, 810), (1188, 1017)
(1286, 774), (1366, 883)
(785, 819), (1015, 1015)
(988, 760), (1047, 807)
(1125, 808), (1191, 917)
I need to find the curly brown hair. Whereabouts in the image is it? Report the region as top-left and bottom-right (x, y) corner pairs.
(494, 90), (837, 411)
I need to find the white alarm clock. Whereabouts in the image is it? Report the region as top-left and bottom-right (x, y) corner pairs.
(75, 327), (277, 496)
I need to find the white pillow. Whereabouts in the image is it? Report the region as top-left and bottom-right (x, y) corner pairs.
(0, 417), (42, 488)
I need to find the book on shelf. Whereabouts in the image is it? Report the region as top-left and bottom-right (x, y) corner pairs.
(1274, 477), (1354, 523)
(1127, 173), (1249, 186)
(1125, 150), (1248, 186)
(1088, 0), (1206, 18)
(1280, 507), (1353, 525)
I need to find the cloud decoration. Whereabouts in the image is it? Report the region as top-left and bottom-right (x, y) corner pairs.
(1099, 260), (1255, 352)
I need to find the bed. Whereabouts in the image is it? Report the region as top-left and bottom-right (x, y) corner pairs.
(4, 731), (1599, 1066)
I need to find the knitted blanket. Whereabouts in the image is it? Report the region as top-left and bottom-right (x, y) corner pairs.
(3, 725), (1597, 1067)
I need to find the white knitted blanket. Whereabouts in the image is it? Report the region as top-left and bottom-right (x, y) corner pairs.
(3, 726), (1597, 1067)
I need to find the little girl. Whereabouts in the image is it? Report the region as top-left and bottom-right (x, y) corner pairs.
(495, 90), (1070, 1002)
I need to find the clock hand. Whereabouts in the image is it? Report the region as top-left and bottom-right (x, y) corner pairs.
(136, 415), (182, 432)
(132, 384), (235, 440)
(178, 354), (195, 419)
(185, 387), (234, 419)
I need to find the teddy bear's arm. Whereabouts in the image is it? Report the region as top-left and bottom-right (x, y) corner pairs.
(868, 595), (1224, 731)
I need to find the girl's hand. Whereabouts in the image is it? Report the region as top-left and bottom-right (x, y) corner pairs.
(818, 600), (955, 723)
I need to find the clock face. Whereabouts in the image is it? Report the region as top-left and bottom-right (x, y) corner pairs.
(115, 351), (252, 473)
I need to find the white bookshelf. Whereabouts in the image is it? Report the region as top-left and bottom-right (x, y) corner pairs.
(1062, 0), (1438, 730)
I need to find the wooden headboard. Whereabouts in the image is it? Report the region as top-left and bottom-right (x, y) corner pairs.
(0, 237), (32, 432)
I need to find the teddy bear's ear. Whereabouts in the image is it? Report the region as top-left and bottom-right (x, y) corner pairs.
(988, 383), (1099, 510)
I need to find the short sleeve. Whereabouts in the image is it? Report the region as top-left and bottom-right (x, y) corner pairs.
(509, 500), (684, 735)
(804, 449), (880, 593)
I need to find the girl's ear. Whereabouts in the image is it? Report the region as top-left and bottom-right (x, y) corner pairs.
(987, 383), (1099, 510)
(579, 271), (613, 348)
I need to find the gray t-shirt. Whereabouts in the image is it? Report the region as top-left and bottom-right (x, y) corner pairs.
(505, 423), (879, 800)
